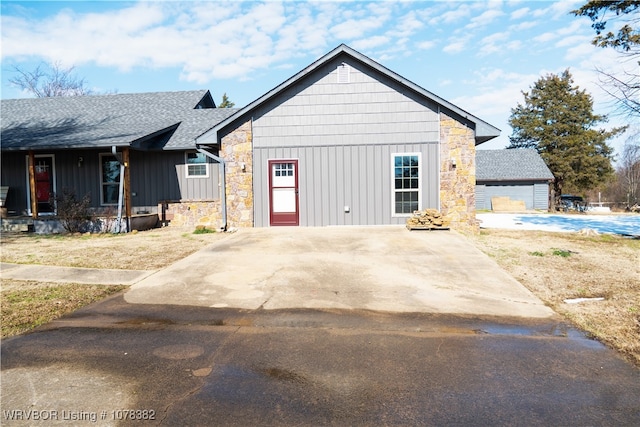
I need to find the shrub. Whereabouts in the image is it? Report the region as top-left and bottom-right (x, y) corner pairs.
(53, 188), (94, 233)
(193, 225), (216, 234)
(552, 248), (572, 258)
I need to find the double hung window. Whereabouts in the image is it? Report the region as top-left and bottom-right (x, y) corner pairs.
(393, 154), (421, 215)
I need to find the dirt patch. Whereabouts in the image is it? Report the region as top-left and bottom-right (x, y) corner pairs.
(471, 229), (640, 366)
(1, 226), (227, 270)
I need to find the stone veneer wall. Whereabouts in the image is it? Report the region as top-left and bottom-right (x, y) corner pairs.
(220, 120), (254, 228)
(439, 112), (478, 234)
(161, 201), (222, 228)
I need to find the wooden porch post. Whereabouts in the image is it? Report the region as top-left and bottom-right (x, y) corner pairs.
(28, 150), (38, 218)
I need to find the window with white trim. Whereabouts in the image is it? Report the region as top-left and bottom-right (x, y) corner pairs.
(185, 151), (209, 178)
(393, 153), (421, 215)
(100, 154), (120, 205)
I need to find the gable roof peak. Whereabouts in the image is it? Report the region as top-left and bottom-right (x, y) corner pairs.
(197, 44), (500, 145)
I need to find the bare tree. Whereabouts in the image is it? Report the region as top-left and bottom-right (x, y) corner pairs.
(573, 1), (640, 118)
(619, 133), (640, 206)
(9, 62), (93, 97)
(596, 65), (640, 117)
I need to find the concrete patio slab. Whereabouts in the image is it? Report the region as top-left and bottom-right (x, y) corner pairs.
(126, 226), (555, 318)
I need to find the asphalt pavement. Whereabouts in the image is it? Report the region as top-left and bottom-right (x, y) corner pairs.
(1, 226), (639, 426)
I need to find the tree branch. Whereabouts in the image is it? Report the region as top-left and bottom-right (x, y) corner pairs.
(8, 62), (93, 97)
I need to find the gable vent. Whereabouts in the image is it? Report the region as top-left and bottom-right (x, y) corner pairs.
(337, 63), (350, 83)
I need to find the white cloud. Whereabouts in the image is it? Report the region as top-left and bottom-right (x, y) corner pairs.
(532, 0), (582, 19)
(1, 1), (335, 82)
(532, 20), (592, 57)
(556, 34), (592, 49)
(443, 41), (466, 54)
(329, 11), (388, 39)
(452, 68), (545, 148)
(509, 20), (538, 31)
(388, 10), (423, 38)
(1, 2), (167, 67)
(416, 40), (436, 50)
(466, 9), (505, 29)
(352, 36), (389, 50)
(533, 32), (557, 43)
(477, 31), (522, 57)
(478, 33), (507, 56)
(557, 20), (585, 36)
(481, 31), (510, 44)
(506, 40), (522, 51)
(510, 7), (529, 20)
(428, 3), (471, 26)
(546, 0), (583, 19)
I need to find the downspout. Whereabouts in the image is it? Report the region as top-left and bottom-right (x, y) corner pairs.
(196, 146), (227, 231)
(111, 146), (126, 233)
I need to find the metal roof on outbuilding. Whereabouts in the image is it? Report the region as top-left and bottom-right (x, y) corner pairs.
(476, 149), (554, 181)
(1, 90), (238, 151)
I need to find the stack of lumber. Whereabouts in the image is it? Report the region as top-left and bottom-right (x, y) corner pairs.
(491, 196), (526, 212)
(406, 209), (450, 230)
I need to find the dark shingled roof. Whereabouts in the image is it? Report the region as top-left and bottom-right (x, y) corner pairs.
(1, 90), (238, 151)
(476, 149), (554, 181)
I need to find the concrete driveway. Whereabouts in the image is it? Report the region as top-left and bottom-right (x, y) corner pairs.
(4, 226), (640, 425)
(126, 226), (554, 318)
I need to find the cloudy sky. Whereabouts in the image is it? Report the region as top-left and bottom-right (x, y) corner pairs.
(0, 0), (633, 152)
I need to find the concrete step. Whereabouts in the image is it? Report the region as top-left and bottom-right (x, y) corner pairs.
(1, 218), (33, 232)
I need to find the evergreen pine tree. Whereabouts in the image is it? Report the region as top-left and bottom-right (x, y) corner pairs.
(508, 69), (625, 204)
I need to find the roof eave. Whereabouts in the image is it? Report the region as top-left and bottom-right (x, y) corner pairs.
(1, 142), (132, 152)
(477, 178), (554, 182)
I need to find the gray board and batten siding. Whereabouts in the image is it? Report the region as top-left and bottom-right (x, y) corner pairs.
(129, 150), (220, 210)
(0, 91), (230, 215)
(475, 182), (550, 211)
(0, 149), (220, 215)
(250, 56), (441, 227)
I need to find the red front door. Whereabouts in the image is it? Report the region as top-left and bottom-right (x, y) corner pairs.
(34, 156), (55, 213)
(268, 160), (299, 226)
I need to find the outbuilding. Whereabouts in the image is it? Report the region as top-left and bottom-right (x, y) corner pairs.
(475, 149), (554, 211)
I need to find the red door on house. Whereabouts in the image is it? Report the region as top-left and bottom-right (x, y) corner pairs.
(34, 156), (55, 213)
(268, 160), (299, 226)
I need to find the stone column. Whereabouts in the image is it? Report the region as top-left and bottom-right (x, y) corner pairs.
(220, 120), (254, 228)
(439, 112), (478, 234)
